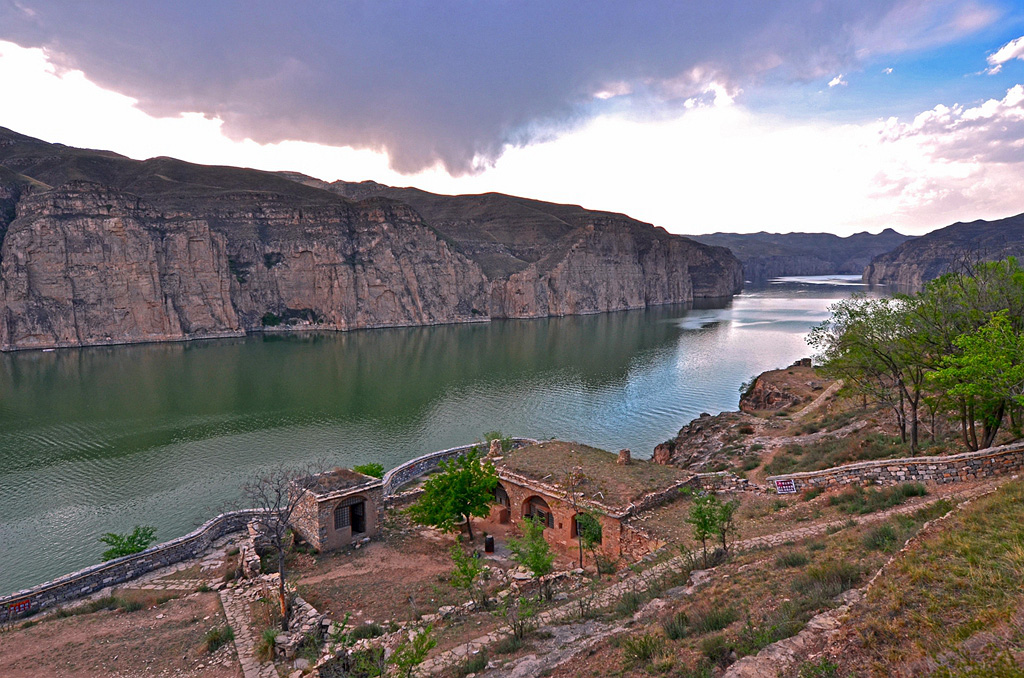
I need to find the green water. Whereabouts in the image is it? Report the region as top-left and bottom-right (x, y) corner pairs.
(0, 275), (867, 594)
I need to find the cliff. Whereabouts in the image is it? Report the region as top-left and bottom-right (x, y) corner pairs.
(0, 128), (741, 350)
(692, 229), (914, 282)
(863, 212), (1024, 289)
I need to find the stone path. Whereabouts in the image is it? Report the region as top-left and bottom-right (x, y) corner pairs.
(220, 587), (280, 678)
(418, 481), (997, 676)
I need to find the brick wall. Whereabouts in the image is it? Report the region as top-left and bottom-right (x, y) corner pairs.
(0, 509), (265, 623)
(766, 441), (1024, 494)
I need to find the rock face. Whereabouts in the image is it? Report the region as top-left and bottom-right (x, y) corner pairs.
(863, 213), (1024, 290)
(692, 229), (914, 283)
(0, 127), (742, 350)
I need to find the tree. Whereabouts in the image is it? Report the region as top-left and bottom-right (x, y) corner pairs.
(241, 462), (322, 630)
(449, 543), (490, 609)
(714, 498), (739, 555)
(561, 466), (589, 569)
(99, 525), (156, 561)
(352, 462), (385, 478)
(389, 625), (436, 678)
(575, 512), (604, 566)
(408, 447), (497, 540)
(687, 493), (719, 568)
(508, 515), (555, 600)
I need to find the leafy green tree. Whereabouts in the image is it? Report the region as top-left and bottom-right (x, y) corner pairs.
(99, 525), (156, 561)
(389, 624), (436, 678)
(352, 462), (385, 478)
(715, 498), (740, 554)
(687, 493), (719, 567)
(575, 512), (604, 565)
(449, 543), (490, 608)
(408, 447), (497, 540)
(508, 515), (555, 599)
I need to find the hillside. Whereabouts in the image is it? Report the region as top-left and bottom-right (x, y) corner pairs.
(0, 128), (742, 350)
(692, 230), (914, 282)
(863, 212), (1024, 289)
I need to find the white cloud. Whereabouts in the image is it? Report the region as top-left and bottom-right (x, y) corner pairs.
(987, 35), (1024, 74)
(2, 41), (1024, 238)
(828, 74), (848, 88)
(883, 67), (894, 74)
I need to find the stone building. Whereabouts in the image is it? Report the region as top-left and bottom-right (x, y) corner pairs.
(490, 441), (688, 560)
(290, 468), (384, 551)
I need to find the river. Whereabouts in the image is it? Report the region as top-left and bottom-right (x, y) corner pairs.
(0, 275), (869, 594)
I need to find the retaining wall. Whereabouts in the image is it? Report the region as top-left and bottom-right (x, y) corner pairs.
(381, 438), (538, 497)
(766, 441), (1024, 494)
(0, 509), (265, 623)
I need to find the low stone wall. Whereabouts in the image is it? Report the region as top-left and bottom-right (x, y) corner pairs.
(766, 441), (1024, 494)
(381, 438), (538, 497)
(687, 471), (751, 494)
(0, 509), (265, 622)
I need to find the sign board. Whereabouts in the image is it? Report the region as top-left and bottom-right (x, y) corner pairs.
(774, 479), (797, 495)
(8, 599), (30, 615)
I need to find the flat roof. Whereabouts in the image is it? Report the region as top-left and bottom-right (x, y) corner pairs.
(297, 467), (379, 498)
(495, 441), (687, 509)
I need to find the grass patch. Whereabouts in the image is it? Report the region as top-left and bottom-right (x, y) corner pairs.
(457, 651), (488, 676)
(863, 524), (900, 552)
(662, 605), (738, 639)
(764, 433), (906, 476)
(492, 635), (523, 655)
(615, 590), (644, 617)
(828, 483), (927, 515)
(203, 626), (235, 653)
(792, 561), (861, 609)
(256, 628), (279, 662)
(349, 623), (384, 640)
(622, 633), (665, 668)
(775, 551), (810, 568)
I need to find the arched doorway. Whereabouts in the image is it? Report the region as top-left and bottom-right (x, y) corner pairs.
(494, 482), (510, 508)
(522, 495), (553, 528)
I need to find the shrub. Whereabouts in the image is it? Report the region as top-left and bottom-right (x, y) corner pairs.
(492, 635), (523, 655)
(622, 633), (665, 668)
(458, 651), (488, 676)
(689, 605), (739, 635)
(801, 487), (823, 502)
(256, 628), (279, 662)
(792, 561), (861, 608)
(776, 551), (810, 568)
(700, 634), (733, 667)
(662, 610), (689, 640)
(350, 623), (384, 640)
(798, 657), (840, 677)
(261, 312), (282, 327)
(863, 524), (900, 552)
(615, 590), (644, 617)
(738, 425), (755, 435)
(828, 483), (928, 515)
(203, 626), (235, 653)
(483, 431), (514, 453)
(99, 525), (157, 561)
(353, 463), (385, 479)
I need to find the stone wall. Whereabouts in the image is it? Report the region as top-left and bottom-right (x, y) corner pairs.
(0, 509), (265, 623)
(765, 441), (1024, 494)
(381, 438), (538, 497)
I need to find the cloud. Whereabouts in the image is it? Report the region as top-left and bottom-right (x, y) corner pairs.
(987, 34), (1024, 74)
(828, 74), (849, 87)
(884, 67), (895, 74)
(0, 0), (1000, 174)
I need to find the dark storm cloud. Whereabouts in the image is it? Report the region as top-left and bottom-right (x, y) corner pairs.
(0, 1), (993, 173)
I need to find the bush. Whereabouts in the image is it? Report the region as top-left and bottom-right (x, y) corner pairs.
(622, 633), (665, 668)
(792, 561), (861, 609)
(662, 610), (689, 640)
(616, 590), (644, 617)
(349, 623), (384, 640)
(700, 634), (733, 667)
(798, 657), (840, 677)
(863, 524), (900, 552)
(256, 628), (279, 662)
(261, 312), (282, 327)
(203, 626), (235, 653)
(353, 463), (385, 479)
(776, 551), (809, 568)
(689, 605), (739, 635)
(735, 603), (806, 656)
(492, 635), (523, 655)
(99, 525), (157, 561)
(828, 483), (928, 515)
(801, 487), (823, 502)
(738, 425), (755, 435)
(458, 651), (488, 676)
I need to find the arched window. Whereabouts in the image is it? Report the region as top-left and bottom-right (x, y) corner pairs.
(523, 496), (553, 528)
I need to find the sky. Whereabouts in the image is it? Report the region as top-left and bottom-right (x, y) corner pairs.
(1, 1), (1024, 236)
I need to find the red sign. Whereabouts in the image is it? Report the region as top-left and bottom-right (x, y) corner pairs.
(8, 599), (30, 614)
(774, 479), (797, 495)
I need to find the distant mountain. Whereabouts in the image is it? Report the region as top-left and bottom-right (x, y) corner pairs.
(0, 127), (742, 350)
(690, 230), (915, 282)
(863, 213), (1024, 289)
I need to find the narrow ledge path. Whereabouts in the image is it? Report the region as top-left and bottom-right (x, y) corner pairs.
(220, 588), (280, 678)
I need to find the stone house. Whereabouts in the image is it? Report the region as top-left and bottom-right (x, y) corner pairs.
(290, 468), (384, 551)
(489, 441), (688, 560)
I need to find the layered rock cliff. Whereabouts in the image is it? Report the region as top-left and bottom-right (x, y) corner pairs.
(863, 213), (1024, 290)
(692, 229), (914, 282)
(0, 127), (741, 350)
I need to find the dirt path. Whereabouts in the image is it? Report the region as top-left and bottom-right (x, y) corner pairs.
(421, 481), (999, 676)
(791, 380), (844, 420)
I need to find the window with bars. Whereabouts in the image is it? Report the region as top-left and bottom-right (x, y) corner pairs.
(334, 497), (366, 531)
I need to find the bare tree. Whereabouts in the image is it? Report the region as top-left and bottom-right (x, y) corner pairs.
(561, 466), (588, 569)
(241, 461), (323, 630)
